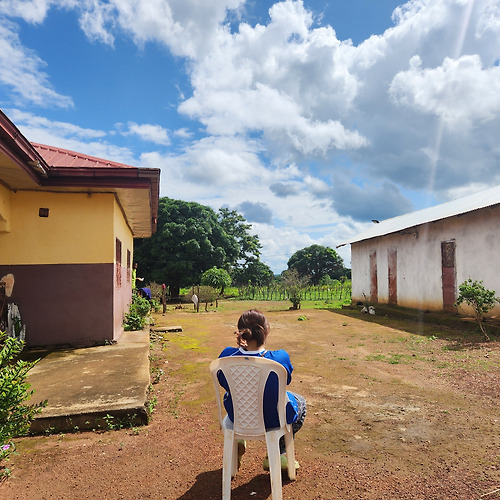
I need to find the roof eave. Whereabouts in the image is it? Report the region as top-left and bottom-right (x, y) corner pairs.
(40, 166), (160, 236)
(0, 110), (50, 183)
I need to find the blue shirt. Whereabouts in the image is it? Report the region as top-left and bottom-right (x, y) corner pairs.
(217, 346), (299, 428)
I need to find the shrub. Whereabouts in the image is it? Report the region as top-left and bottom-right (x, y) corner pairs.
(1, 332), (47, 476)
(456, 278), (499, 341)
(281, 269), (310, 310)
(201, 267), (232, 295)
(124, 294), (151, 331)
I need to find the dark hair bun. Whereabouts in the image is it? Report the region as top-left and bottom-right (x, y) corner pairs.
(237, 310), (269, 346)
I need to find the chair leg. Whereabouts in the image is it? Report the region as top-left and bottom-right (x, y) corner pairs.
(265, 432), (283, 500)
(284, 431), (296, 481)
(222, 430), (235, 500)
(231, 438), (239, 477)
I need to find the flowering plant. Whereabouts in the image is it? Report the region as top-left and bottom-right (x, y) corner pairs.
(1, 332), (46, 477)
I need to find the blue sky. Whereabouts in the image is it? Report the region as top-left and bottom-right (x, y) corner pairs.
(1, 0), (499, 273)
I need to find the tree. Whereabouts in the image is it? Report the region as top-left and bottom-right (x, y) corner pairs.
(232, 260), (274, 287)
(287, 244), (346, 285)
(319, 275), (334, 286)
(281, 269), (309, 310)
(456, 279), (499, 341)
(201, 267), (232, 295)
(134, 198), (239, 298)
(217, 208), (261, 266)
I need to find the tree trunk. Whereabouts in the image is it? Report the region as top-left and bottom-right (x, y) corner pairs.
(169, 284), (180, 300)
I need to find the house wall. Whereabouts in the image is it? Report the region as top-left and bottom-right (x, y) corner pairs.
(0, 183), (11, 232)
(0, 191), (113, 264)
(113, 198), (134, 340)
(0, 190), (133, 346)
(351, 205), (500, 315)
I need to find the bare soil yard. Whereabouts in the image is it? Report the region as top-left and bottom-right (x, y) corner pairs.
(1, 301), (499, 499)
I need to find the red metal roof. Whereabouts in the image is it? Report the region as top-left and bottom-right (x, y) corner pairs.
(32, 143), (136, 170)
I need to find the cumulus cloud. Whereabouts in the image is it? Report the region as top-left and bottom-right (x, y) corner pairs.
(124, 122), (170, 145)
(250, 222), (317, 273)
(0, 0), (55, 24)
(270, 182), (298, 197)
(332, 179), (414, 222)
(303, 175), (331, 196)
(173, 128), (193, 139)
(237, 201), (273, 223)
(172, 135), (267, 187)
(179, 0), (368, 160)
(75, 0), (246, 58)
(389, 54), (500, 129)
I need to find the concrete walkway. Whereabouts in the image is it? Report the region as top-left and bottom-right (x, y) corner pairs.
(27, 329), (151, 434)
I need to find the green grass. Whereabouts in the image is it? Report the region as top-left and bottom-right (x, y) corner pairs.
(365, 353), (416, 364)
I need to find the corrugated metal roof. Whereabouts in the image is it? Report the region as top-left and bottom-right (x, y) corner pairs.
(342, 185), (500, 246)
(33, 143), (136, 169)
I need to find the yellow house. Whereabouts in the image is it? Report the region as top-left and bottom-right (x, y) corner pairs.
(0, 109), (160, 347)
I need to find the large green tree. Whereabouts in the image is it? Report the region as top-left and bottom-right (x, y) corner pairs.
(217, 208), (262, 266)
(134, 198), (240, 298)
(232, 260), (275, 287)
(287, 244), (346, 285)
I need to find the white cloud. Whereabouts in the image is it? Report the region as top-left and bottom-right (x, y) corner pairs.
(0, 22), (72, 108)
(139, 143), (350, 272)
(250, 222), (318, 273)
(251, 217), (358, 273)
(0, 0), (56, 24)
(173, 127), (193, 139)
(389, 54), (500, 130)
(175, 136), (266, 187)
(9, 109), (105, 139)
(78, 0), (116, 46)
(178, 0), (368, 160)
(10, 109), (136, 164)
(270, 182), (298, 197)
(237, 201), (273, 223)
(179, 84), (367, 156)
(476, 0), (500, 37)
(75, 0), (246, 58)
(303, 175), (331, 196)
(124, 122), (170, 145)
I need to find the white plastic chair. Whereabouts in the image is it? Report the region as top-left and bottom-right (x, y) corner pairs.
(209, 356), (296, 500)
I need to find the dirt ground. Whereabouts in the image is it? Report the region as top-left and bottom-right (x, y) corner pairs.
(1, 301), (499, 499)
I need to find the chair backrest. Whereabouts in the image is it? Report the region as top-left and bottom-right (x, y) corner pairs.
(210, 356), (289, 437)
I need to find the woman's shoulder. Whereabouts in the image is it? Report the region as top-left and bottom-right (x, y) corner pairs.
(219, 346), (239, 358)
(265, 349), (291, 362)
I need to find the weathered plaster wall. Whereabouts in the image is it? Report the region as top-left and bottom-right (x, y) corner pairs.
(351, 205), (500, 315)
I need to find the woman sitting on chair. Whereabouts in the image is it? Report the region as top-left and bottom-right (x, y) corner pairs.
(218, 309), (307, 471)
